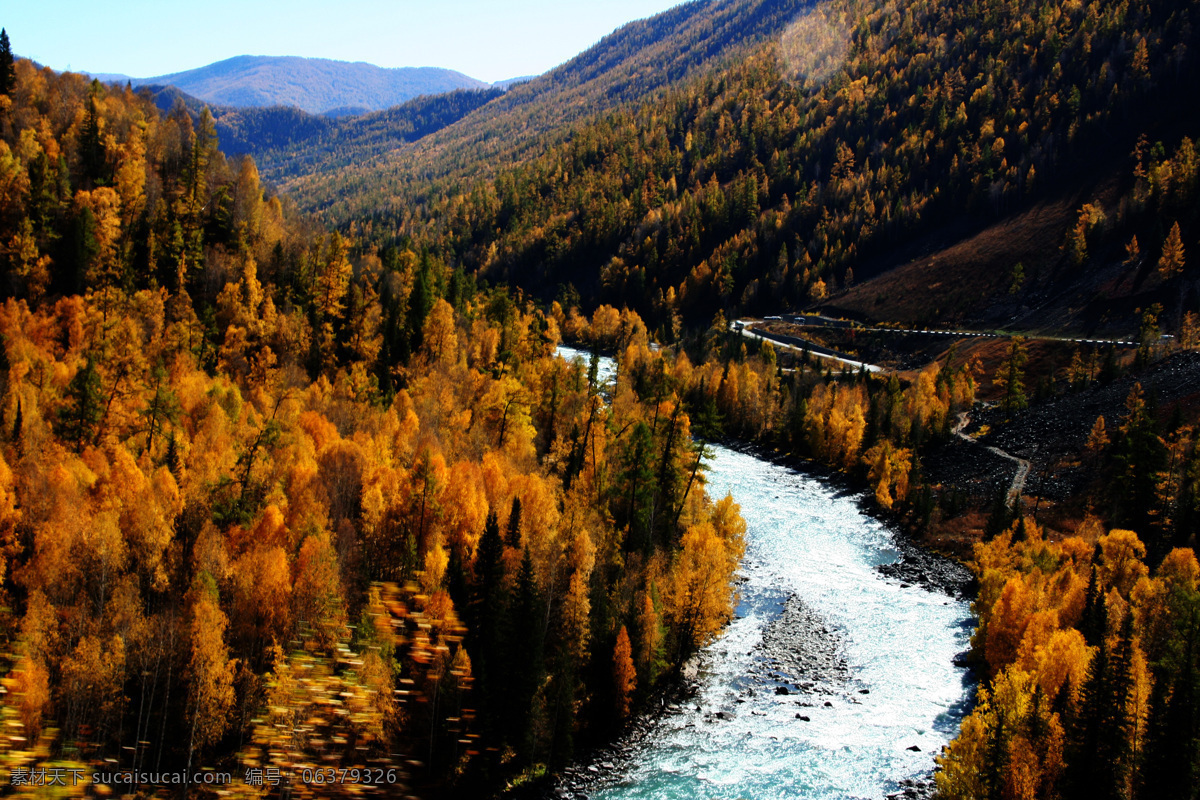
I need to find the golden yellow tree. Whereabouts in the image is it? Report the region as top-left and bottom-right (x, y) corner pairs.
(186, 572), (236, 773)
(422, 298), (459, 367)
(1157, 221), (1185, 278)
(668, 519), (739, 656)
(613, 626), (637, 720)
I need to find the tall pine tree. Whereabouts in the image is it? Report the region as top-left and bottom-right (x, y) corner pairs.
(57, 358), (104, 451)
(79, 84), (108, 189)
(0, 29), (13, 96)
(506, 546), (544, 761)
(506, 496), (522, 547)
(1139, 584), (1200, 799)
(1065, 607), (1136, 800)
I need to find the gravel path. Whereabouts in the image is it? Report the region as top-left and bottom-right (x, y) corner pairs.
(953, 411), (1031, 510)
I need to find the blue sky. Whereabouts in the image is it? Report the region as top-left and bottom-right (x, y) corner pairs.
(6, 0), (689, 83)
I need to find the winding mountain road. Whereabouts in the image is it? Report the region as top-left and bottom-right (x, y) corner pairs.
(735, 318), (1036, 511)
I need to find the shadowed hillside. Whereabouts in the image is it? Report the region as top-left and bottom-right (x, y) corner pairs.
(310, 0), (1197, 346)
(281, 0), (824, 219)
(138, 83), (506, 182)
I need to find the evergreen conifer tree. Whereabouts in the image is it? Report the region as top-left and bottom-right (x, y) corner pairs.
(406, 260), (434, 354)
(995, 336), (1029, 415)
(1066, 607), (1138, 800)
(0, 29), (12, 96)
(615, 423), (653, 552)
(57, 358), (104, 450)
(69, 205), (99, 294)
(1102, 612), (1137, 796)
(1140, 591), (1200, 799)
(471, 511), (508, 742)
(1080, 559), (1105, 647)
(1064, 625), (1109, 800)
(10, 397), (21, 445)
(506, 496), (522, 547)
(79, 87), (107, 188)
(166, 430), (181, 477)
(507, 546), (543, 759)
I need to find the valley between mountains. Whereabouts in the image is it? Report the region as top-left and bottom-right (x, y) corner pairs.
(0, 0), (1198, 797)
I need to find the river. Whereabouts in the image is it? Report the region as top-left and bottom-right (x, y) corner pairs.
(555, 346), (974, 800)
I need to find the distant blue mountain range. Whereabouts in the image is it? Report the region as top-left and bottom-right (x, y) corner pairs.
(89, 54), (496, 115)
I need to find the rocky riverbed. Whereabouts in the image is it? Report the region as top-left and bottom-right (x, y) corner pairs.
(749, 594), (849, 694)
(535, 575), (968, 800)
(536, 595), (857, 800)
(518, 442), (973, 800)
(536, 590), (958, 800)
(878, 530), (977, 602)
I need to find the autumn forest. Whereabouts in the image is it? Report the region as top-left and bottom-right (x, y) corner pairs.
(0, 0), (1199, 797)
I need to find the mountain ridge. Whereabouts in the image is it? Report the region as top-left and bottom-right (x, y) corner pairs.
(279, 0), (823, 218)
(310, 0), (1199, 343)
(135, 82), (506, 178)
(93, 54), (490, 115)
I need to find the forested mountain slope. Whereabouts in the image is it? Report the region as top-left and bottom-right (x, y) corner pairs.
(3, 5), (1200, 797)
(0, 52), (747, 796)
(280, 0), (826, 219)
(139, 83), (505, 182)
(324, 0), (1199, 342)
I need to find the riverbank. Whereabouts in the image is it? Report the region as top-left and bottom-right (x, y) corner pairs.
(725, 439), (977, 601)
(521, 440), (975, 800)
(528, 594), (857, 800)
